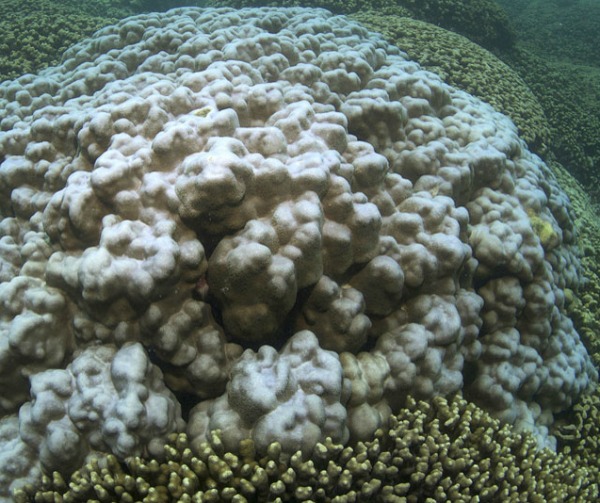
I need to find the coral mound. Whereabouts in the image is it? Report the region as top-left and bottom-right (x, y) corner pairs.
(0, 6), (596, 498)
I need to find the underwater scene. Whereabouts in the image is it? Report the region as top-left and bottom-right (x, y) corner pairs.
(1, 0), (600, 501)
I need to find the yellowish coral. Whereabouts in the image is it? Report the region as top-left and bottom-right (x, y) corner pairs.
(527, 208), (560, 250)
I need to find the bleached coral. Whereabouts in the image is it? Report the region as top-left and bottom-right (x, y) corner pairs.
(188, 330), (348, 456)
(5, 343), (183, 493)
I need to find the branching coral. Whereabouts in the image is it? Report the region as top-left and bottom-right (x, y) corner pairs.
(14, 395), (597, 502)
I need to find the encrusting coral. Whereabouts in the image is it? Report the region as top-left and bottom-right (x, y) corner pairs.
(0, 5), (597, 500)
(14, 394), (597, 502)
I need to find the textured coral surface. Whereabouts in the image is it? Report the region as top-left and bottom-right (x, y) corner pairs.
(349, 13), (550, 154)
(209, 0), (515, 50)
(0, 6), (596, 499)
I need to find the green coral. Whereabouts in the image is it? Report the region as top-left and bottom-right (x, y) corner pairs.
(393, 0), (515, 50)
(527, 209), (560, 250)
(492, 0), (600, 202)
(0, 0), (196, 82)
(497, 0), (600, 67)
(556, 385), (600, 483)
(0, 1), (117, 82)
(207, 0), (400, 15)
(500, 47), (600, 201)
(350, 13), (550, 153)
(3, 3), (600, 501)
(14, 395), (597, 502)
(544, 161), (600, 486)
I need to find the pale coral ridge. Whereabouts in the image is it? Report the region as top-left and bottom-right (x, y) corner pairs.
(15, 395), (598, 502)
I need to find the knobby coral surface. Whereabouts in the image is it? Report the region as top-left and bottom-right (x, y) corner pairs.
(209, 0), (515, 50)
(349, 13), (550, 154)
(0, 6), (596, 499)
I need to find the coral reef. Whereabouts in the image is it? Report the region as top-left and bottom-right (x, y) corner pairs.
(556, 384), (600, 483)
(530, 156), (600, 497)
(550, 160), (600, 367)
(501, 47), (600, 200)
(391, 0), (515, 50)
(0, 0), (115, 81)
(0, 4), (598, 501)
(489, 0), (600, 201)
(497, 0), (600, 66)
